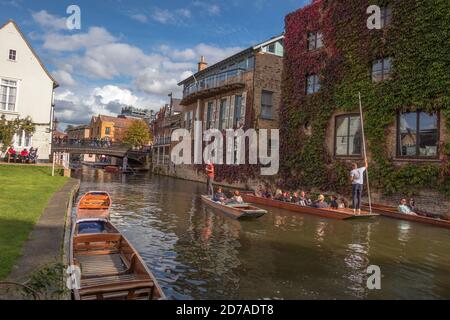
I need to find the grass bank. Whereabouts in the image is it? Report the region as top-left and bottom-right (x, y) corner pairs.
(0, 165), (67, 280)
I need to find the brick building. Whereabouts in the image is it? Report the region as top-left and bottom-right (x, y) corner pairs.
(178, 34), (284, 134)
(282, 0), (449, 213)
(151, 96), (182, 170)
(89, 115), (138, 142)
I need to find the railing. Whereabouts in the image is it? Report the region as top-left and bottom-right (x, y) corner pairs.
(183, 68), (246, 98)
(153, 136), (171, 146)
(52, 138), (127, 149)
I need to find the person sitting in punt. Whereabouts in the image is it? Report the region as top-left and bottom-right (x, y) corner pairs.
(262, 187), (273, 199)
(283, 191), (292, 202)
(254, 185), (264, 197)
(227, 191), (244, 205)
(315, 195), (329, 208)
(213, 187), (227, 203)
(330, 195), (339, 209)
(291, 191), (300, 203)
(398, 199), (418, 216)
(299, 191), (313, 207)
(339, 198), (348, 209)
(407, 198), (445, 220)
(274, 189), (284, 201)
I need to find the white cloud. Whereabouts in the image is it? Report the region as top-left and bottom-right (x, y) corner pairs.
(52, 70), (76, 87)
(41, 27), (116, 51)
(129, 14), (148, 23)
(193, 1), (221, 16)
(152, 8), (174, 24)
(176, 8), (192, 18)
(32, 10), (67, 31)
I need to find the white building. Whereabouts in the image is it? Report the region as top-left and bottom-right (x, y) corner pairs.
(0, 20), (58, 162)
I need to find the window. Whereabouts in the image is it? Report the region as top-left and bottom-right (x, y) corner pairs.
(0, 79), (18, 111)
(267, 43), (276, 53)
(219, 99), (227, 130)
(9, 49), (16, 61)
(306, 74), (321, 94)
(372, 57), (392, 82)
(185, 111), (192, 129)
(15, 130), (32, 148)
(381, 6), (392, 28)
(335, 115), (362, 157)
(307, 32), (324, 51)
(398, 111), (439, 158)
(233, 95), (242, 128)
(261, 90), (274, 119)
(105, 127), (111, 135)
(206, 102), (213, 130)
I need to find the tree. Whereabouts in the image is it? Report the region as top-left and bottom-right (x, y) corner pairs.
(123, 120), (151, 148)
(0, 115), (36, 151)
(65, 124), (75, 133)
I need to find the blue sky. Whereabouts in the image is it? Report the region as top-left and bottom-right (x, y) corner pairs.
(0, 0), (308, 128)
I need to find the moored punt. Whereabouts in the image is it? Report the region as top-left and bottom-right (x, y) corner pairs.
(362, 203), (450, 229)
(105, 166), (120, 173)
(241, 193), (379, 220)
(70, 192), (165, 300)
(201, 195), (267, 219)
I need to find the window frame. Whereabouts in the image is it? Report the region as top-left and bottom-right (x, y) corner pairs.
(396, 111), (440, 159)
(260, 90), (274, 120)
(334, 113), (364, 159)
(380, 5), (392, 28)
(307, 31), (324, 51)
(0, 78), (18, 112)
(372, 57), (393, 83)
(306, 74), (321, 95)
(9, 49), (17, 61)
(219, 98), (227, 130)
(105, 127), (111, 135)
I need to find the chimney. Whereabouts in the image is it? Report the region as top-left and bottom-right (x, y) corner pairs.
(198, 56), (207, 72)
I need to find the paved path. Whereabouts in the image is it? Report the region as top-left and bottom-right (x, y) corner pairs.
(6, 178), (80, 283)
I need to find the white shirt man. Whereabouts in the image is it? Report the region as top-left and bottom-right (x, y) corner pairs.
(350, 161), (368, 214)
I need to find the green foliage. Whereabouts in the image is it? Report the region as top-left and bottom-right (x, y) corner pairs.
(123, 120), (151, 148)
(281, 0), (450, 196)
(0, 115), (36, 151)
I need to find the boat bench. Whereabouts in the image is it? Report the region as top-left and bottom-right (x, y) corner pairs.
(79, 278), (155, 300)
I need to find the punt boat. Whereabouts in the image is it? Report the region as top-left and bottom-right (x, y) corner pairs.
(201, 195), (267, 219)
(241, 193), (379, 220)
(70, 191), (165, 300)
(362, 203), (450, 229)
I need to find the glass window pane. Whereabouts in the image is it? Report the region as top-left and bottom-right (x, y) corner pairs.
(336, 117), (349, 155)
(314, 75), (321, 92)
(419, 112), (438, 156)
(307, 33), (315, 51)
(348, 116), (362, 155)
(399, 112), (418, 156)
(316, 32), (324, 48)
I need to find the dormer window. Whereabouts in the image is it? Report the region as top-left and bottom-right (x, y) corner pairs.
(9, 49), (16, 61)
(307, 32), (323, 51)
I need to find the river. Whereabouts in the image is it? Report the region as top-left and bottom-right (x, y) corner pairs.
(72, 167), (450, 300)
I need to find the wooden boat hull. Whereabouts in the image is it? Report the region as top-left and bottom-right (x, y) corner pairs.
(70, 220), (165, 300)
(242, 193), (379, 220)
(201, 195), (267, 219)
(363, 203), (450, 229)
(105, 166), (120, 173)
(77, 191), (112, 220)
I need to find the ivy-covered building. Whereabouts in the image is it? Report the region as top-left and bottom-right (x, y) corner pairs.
(281, 0), (449, 212)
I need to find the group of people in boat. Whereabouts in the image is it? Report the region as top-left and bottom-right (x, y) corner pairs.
(254, 186), (348, 210)
(5, 146), (38, 163)
(398, 198), (448, 220)
(212, 188), (245, 205)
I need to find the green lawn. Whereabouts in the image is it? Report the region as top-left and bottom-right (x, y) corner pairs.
(0, 165), (68, 280)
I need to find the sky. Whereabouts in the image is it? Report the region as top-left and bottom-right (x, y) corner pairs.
(0, 0), (308, 129)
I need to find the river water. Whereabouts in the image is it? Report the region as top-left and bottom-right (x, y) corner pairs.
(72, 168), (450, 300)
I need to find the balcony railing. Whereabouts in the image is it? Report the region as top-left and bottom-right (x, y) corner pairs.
(183, 68), (247, 99)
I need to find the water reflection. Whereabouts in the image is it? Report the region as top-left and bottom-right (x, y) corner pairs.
(72, 167), (450, 300)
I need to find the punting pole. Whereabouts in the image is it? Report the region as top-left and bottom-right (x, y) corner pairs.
(52, 152), (56, 177)
(358, 92), (372, 214)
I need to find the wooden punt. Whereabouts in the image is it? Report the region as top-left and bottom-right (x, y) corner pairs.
(241, 193), (379, 220)
(201, 195), (267, 219)
(70, 192), (165, 300)
(362, 203), (450, 229)
(77, 191), (111, 220)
